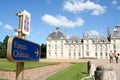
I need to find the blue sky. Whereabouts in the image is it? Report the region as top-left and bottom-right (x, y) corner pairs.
(0, 0), (120, 44)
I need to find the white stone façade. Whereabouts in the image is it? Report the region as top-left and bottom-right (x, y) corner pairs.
(47, 26), (120, 59)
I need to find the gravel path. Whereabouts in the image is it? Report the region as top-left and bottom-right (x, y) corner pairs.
(0, 63), (70, 80)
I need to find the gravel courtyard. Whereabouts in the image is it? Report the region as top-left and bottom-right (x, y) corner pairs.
(0, 59), (120, 80)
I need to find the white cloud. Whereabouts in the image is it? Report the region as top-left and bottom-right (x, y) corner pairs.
(117, 6), (120, 10)
(63, 0), (106, 15)
(0, 22), (3, 26)
(90, 30), (100, 36)
(111, 0), (117, 4)
(42, 14), (84, 28)
(4, 24), (13, 31)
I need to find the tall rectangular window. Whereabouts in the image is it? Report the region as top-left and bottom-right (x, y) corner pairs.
(69, 52), (71, 59)
(105, 45), (107, 51)
(95, 52), (97, 57)
(100, 52), (103, 56)
(55, 52), (57, 57)
(86, 44), (89, 49)
(105, 52), (108, 56)
(61, 52), (63, 57)
(100, 45), (102, 51)
(49, 52), (51, 56)
(95, 45), (97, 51)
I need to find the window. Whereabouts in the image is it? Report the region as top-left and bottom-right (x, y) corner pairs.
(55, 52), (57, 57)
(100, 45), (102, 51)
(61, 52), (63, 57)
(74, 52), (76, 59)
(79, 52), (81, 57)
(69, 45), (71, 51)
(95, 45), (97, 51)
(69, 52), (71, 59)
(55, 44), (57, 50)
(95, 52), (97, 57)
(100, 52), (103, 56)
(74, 53), (76, 57)
(61, 45), (63, 50)
(105, 45), (107, 51)
(113, 44), (116, 50)
(76, 41), (78, 43)
(105, 52), (108, 56)
(69, 52), (71, 56)
(48, 44), (51, 47)
(49, 52), (51, 56)
(74, 45), (76, 51)
(86, 52), (89, 56)
(86, 44), (89, 49)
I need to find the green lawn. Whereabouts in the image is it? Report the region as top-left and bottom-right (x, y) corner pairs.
(46, 63), (92, 80)
(0, 59), (59, 71)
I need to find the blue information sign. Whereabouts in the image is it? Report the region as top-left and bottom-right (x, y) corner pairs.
(7, 37), (40, 62)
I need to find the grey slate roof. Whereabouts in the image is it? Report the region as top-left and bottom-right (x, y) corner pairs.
(47, 31), (66, 39)
(69, 35), (80, 40)
(95, 34), (106, 40)
(111, 30), (120, 38)
(111, 25), (120, 38)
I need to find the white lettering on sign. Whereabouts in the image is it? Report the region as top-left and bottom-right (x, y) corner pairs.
(13, 41), (29, 58)
(14, 41), (27, 50)
(13, 50), (29, 58)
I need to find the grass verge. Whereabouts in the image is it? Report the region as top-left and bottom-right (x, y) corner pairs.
(46, 62), (92, 80)
(0, 59), (59, 71)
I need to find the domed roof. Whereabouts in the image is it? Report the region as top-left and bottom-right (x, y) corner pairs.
(95, 34), (106, 41)
(95, 34), (106, 40)
(111, 30), (120, 38)
(110, 25), (120, 38)
(47, 31), (65, 39)
(112, 31), (120, 37)
(69, 35), (80, 40)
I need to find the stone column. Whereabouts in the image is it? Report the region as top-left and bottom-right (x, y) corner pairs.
(95, 64), (117, 80)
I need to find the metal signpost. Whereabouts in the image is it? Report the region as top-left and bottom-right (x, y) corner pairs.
(7, 10), (40, 80)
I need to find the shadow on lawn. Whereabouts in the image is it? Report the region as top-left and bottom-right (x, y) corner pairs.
(81, 72), (88, 74)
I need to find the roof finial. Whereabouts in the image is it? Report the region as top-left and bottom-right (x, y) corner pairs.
(56, 27), (61, 32)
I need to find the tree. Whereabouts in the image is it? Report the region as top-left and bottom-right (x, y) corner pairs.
(41, 44), (46, 58)
(0, 35), (9, 58)
(0, 42), (2, 56)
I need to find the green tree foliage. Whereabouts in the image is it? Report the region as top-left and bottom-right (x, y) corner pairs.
(41, 44), (46, 58)
(0, 35), (9, 58)
(0, 42), (2, 56)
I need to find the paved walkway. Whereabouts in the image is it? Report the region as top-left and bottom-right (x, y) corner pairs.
(92, 59), (120, 80)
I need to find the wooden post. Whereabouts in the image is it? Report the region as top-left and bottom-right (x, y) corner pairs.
(15, 12), (26, 80)
(16, 62), (24, 80)
(87, 61), (91, 74)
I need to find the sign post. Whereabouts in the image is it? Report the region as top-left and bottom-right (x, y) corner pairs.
(12, 10), (30, 80)
(16, 11), (25, 80)
(7, 10), (40, 80)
